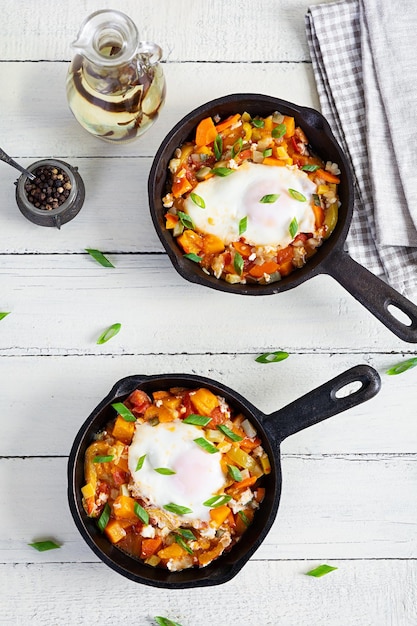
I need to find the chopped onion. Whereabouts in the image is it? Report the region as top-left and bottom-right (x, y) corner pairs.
(241, 418), (257, 439)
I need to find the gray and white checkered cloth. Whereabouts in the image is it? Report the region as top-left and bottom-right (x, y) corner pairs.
(306, 0), (417, 301)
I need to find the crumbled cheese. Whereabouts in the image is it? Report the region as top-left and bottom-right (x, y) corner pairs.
(199, 526), (216, 539)
(230, 489), (253, 514)
(228, 158), (239, 170)
(248, 252), (256, 261)
(141, 525), (156, 538)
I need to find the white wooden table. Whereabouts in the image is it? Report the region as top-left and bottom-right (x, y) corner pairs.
(1, 1), (416, 624)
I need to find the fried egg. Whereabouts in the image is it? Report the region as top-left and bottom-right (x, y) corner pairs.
(184, 161), (317, 247)
(128, 421), (226, 523)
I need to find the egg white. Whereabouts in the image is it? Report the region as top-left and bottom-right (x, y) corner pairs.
(184, 161), (317, 247)
(128, 421), (226, 522)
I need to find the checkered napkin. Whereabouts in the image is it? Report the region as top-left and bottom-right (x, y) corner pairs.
(305, 0), (417, 300)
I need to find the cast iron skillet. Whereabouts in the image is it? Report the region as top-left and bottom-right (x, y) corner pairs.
(148, 93), (417, 343)
(68, 365), (380, 589)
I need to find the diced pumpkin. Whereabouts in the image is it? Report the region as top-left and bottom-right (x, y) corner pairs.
(153, 390), (171, 400)
(157, 543), (187, 560)
(312, 203), (325, 228)
(249, 261), (279, 278)
(112, 415), (135, 445)
(177, 229), (204, 255)
(209, 504), (231, 528)
(276, 246), (294, 265)
(277, 260), (294, 277)
(282, 115), (295, 137)
(104, 519), (127, 544)
(262, 156), (288, 167)
(197, 541), (225, 566)
(114, 454), (129, 472)
(141, 537), (163, 560)
(165, 213), (179, 229)
(81, 483), (95, 499)
(190, 387), (219, 416)
(157, 406), (176, 423)
(232, 241), (252, 257)
(112, 495), (137, 520)
(84, 441), (110, 490)
(172, 176), (193, 198)
(195, 117), (218, 147)
(203, 233), (225, 255)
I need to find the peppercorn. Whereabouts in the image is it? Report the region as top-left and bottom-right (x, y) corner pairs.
(24, 165), (72, 211)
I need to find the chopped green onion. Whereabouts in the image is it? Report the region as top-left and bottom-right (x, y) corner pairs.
(260, 194), (279, 204)
(85, 248), (115, 268)
(214, 134), (223, 161)
(176, 528), (196, 540)
(238, 510), (251, 527)
(96, 323), (121, 345)
(306, 564), (338, 577)
(272, 124), (286, 138)
(194, 437), (219, 454)
(135, 454), (146, 471)
(154, 467), (176, 475)
(97, 503), (111, 532)
(289, 216), (298, 239)
(289, 188), (306, 202)
(0, 312), (10, 321)
(164, 503), (193, 515)
(175, 534), (193, 554)
(93, 455), (114, 463)
(313, 193), (321, 207)
(386, 357), (417, 375)
(111, 402), (136, 422)
(134, 502), (149, 524)
(211, 167), (235, 177)
(217, 424), (243, 442)
(154, 617), (183, 626)
(183, 414), (212, 426)
(251, 118), (265, 128)
(301, 164), (321, 172)
(231, 137), (243, 158)
(234, 251), (244, 275)
(178, 210), (195, 230)
(183, 252), (202, 263)
(255, 351), (289, 363)
(228, 465), (243, 482)
(190, 193), (205, 209)
(29, 540), (61, 552)
(203, 494), (232, 508)
(262, 148), (273, 157)
(239, 216), (248, 236)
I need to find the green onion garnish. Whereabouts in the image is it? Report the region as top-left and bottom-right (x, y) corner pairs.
(176, 528), (196, 540)
(183, 414), (212, 426)
(135, 454), (146, 471)
(234, 251), (244, 275)
(255, 351), (289, 363)
(175, 534), (193, 554)
(217, 424), (243, 442)
(238, 510), (251, 527)
(178, 210), (195, 230)
(203, 494), (232, 508)
(85, 248), (115, 268)
(96, 323), (121, 345)
(154, 467), (176, 475)
(262, 148), (273, 157)
(97, 503), (111, 532)
(194, 437), (219, 454)
(154, 617), (183, 626)
(313, 193), (321, 207)
(183, 252), (202, 263)
(239, 216), (248, 236)
(0, 312), (10, 321)
(214, 134), (223, 161)
(301, 164), (321, 172)
(190, 193), (206, 209)
(289, 188), (306, 202)
(231, 137), (243, 158)
(93, 455), (114, 463)
(251, 118), (265, 128)
(28, 540), (61, 552)
(305, 564), (338, 577)
(260, 194), (279, 204)
(211, 167), (235, 177)
(163, 503), (193, 515)
(111, 402), (136, 422)
(134, 502), (149, 524)
(228, 465), (243, 482)
(289, 216), (298, 239)
(386, 357), (417, 375)
(272, 123), (286, 138)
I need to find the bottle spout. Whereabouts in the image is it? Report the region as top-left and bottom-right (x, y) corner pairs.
(137, 41), (163, 66)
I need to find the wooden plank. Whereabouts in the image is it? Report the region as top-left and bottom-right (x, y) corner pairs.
(1, 456), (416, 563)
(0, 353), (415, 457)
(0, 255), (412, 354)
(1, 0), (326, 62)
(2, 560), (416, 626)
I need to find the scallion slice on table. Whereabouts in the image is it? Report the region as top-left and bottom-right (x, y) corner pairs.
(203, 494), (232, 508)
(386, 357), (417, 375)
(217, 424), (242, 442)
(163, 503), (193, 515)
(305, 564), (338, 577)
(154, 617), (183, 626)
(28, 540), (61, 552)
(85, 248), (115, 268)
(111, 402), (136, 422)
(0, 312), (10, 321)
(97, 503), (111, 532)
(96, 323), (121, 344)
(255, 350), (289, 363)
(193, 437), (219, 454)
(134, 502), (149, 524)
(183, 414), (212, 426)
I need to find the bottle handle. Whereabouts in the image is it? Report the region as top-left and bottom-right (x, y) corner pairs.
(137, 41), (162, 65)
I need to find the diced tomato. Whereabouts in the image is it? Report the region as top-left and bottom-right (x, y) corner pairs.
(276, 246), (294, 265)
(293, 233), (308, 244)
(111, 467), (128, 486)
(180, 392), (194, 418)
(141, 537), (163, 560)
(210, 406), (228, 426)
(127, 389), (152, 415)
(291, 136), (302, 154)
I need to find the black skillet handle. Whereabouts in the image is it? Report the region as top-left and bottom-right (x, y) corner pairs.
(323, 248), (417, 343)
(262, 365), (381, 443)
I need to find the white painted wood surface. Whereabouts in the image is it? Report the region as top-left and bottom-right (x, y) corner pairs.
(1, 1), (416, 625)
